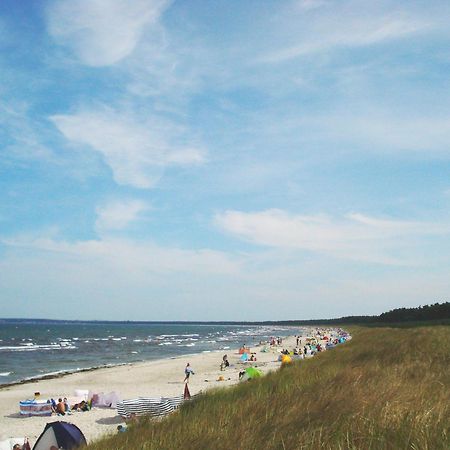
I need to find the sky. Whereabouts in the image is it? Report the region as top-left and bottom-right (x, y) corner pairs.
(0, 0), (449, 321)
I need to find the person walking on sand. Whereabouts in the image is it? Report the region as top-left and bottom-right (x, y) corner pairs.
(184, 362), (194, 383)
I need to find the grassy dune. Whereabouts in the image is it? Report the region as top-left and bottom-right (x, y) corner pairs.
(88, 325), (450, 450)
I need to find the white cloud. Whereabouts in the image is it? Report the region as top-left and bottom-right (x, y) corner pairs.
(46, 0), (171, 66)
(51, 108), (205, 188)
(215, 209), (449, 264)
(2, 229), (449, 320)
(95, 199), (149, 232)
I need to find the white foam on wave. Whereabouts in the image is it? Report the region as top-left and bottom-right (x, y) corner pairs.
(0, 372), (12, 376)
(0, 343), (77, 352)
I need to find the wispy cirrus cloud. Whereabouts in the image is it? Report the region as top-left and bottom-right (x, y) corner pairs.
(45, 0), (171, 66)
(51, 107), (205, 188)
(257, 5), (429, 64)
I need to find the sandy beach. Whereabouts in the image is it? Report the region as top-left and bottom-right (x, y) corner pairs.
(0, 329), (335, 445)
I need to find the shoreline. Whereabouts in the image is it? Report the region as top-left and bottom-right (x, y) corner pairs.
(0, 325), (299, 389)
(0, 327), (345, 445)
(0, 363), (132, 391)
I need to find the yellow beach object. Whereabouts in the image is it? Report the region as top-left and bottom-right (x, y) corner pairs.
(281, 355), (292, 365)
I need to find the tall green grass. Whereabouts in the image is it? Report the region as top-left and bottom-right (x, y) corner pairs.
(88, 326), (450, 450)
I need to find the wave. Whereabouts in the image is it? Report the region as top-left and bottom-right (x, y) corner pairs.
(0, 343), (77, 352)
(0, 372), (12, 376)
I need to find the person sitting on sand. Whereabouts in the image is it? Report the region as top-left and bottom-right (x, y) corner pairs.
(13, 445), (21, 450)
(184, 363), (195, 383)
(56, 398), (66, 415)
(50, 398), (57, 413)
(63, 397), (71, 414)
(220, 354), (230, 370)
(117, 424), (127, 433)
(72, 400), (89, 412)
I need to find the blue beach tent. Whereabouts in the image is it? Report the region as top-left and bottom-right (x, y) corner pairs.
(33, 421), (87, 450)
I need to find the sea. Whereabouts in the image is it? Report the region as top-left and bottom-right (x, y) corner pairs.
(0, 320), (297, 386)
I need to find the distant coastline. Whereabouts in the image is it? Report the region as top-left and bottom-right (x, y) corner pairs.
(1, 301), (449, 325)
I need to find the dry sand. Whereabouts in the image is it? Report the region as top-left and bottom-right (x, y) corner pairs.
(0, 330), (327, 445)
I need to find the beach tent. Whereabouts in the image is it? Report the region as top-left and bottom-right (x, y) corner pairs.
(33, 422), (86, 450)
(241, 367), (262, 381)
(91, 391), (121, 408)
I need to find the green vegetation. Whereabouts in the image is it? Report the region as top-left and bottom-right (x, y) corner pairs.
(88, 325), (449, 450)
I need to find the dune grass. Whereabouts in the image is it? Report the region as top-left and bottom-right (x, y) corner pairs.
(88, 325), (450, 450)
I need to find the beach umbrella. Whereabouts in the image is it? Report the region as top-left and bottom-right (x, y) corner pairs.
(33, 421), (86, 450)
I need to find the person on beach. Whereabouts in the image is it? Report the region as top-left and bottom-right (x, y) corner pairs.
(220, 354), (230, 370)
(63, 397), (71, 414)
(184, 363), (194, 383)
(56, 398), (66, 415)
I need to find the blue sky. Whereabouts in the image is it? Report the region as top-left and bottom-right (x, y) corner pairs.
(1, 0), (449, 320)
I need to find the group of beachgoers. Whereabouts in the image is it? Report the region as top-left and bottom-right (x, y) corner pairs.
(50, 397), (90, 415)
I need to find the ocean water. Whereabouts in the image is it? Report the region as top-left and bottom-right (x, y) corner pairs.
(0, 321), (296, 385)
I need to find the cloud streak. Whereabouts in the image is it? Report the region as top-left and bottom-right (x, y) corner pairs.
(257, 5), (428, 64)
(215, 209), (449, 265)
